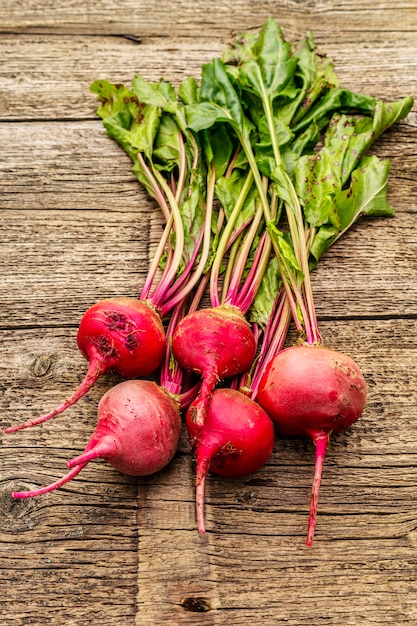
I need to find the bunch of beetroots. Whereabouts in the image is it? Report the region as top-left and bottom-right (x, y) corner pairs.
(5, 19), (413, 548)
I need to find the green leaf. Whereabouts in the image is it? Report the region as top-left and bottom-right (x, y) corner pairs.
(90, 79), (138, 120)
(373, 96), (414, 136)
(309, 225), (339, 263)
(292, 87), (376, 134)
(294, 148), (343, 228)
(185, 63), (255, 165)
(290, 32), (339, 126)
(310, 155), (393, 260)
(131, 75), (173, 109)
(152, 113), (183, 172)
(102, 104), (161, 162)
(131, 74), (190, 135)
(200, 125), (236, 177)
(270, 164), (298, 211)
(91, 78), (163, 162)
(222, 28), (261, 65)
(295, 94), (413, 232)
(185, 101), (228, 132)
(248, 256), (282, 328)
(336, 155), (393, 227)
(236, 17), (298, 103)
(343, 98), (413, 184)
(179, 76), (200, 105)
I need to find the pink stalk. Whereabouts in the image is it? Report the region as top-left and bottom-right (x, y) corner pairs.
(218, 175), (276, 318)
(172, 175), (275, 432)
(250, 297), (291, 399)
(224, 203), (265, 305)
(163, 228), (204, 301)
(178, 383), (201, 411)
(174, 130), (188, 204)
(235, 231), (271, 315)
(209, 171), (254, 307)
(140, 213), (174, 301)
(145, 170), (185, 308)
(160, 162), (216, 315)
(136, 152), (172, 223)
(159, 302), (186, 397)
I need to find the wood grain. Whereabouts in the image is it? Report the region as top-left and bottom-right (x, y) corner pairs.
(1, 1), (417, 624)
(0, 33), (416, 121)
(1, 0), (417, 41)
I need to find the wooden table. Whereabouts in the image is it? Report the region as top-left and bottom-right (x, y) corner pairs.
(1, 2), (416, 624)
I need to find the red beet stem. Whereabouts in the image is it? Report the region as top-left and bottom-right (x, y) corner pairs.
(306, 433), (329, 547)
(12, 462), (87, 499)
(4, 358), (105, 434)
(66, 435), (119, 468)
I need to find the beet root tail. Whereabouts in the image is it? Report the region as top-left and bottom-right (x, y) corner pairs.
(190, 370), (219, 429)
(195, 448), (213, 534)
(66, 435), (119, 468)
(4, 358), (105, 434)
(12, 462), (88, 499)
(306, 434), (329, 547)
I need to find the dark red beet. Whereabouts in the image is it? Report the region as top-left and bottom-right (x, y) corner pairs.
(257, 344), (367, 545)
(5, 297), (166, 433)
(12, 379), (181, 498)
(186, 387), (275, 533)
(172, 305), (257, 428)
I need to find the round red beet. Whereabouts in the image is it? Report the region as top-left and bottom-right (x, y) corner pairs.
(257, 344), (367, 546)
(172, 305), (257, 428)
(12, 379), (181, 499)
(5, 297), (166, 433)
(186, 387), (275, 533)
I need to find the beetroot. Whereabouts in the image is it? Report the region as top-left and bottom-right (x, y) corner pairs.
(172, 305), (257, 427)
(12, 379), (181, 498)
(186, 387), (275, 533)
(257, 344), (367, 545)
(5, 297), (166, 433)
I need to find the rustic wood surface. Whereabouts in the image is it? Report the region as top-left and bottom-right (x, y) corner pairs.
(1, 1), (416, 624)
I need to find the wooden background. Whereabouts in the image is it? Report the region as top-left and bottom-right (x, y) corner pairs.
(1, 1), (416, 624)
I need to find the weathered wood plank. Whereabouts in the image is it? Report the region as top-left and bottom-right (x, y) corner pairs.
(1, 207), (417, 328)
(0, 121), (142, 210)
(0, 204), (157, 328)
(0, 34), (416, 121)
(0, 499), (139, 625)
(1, 450), (139, 626)
(1, 0), (417, 41)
